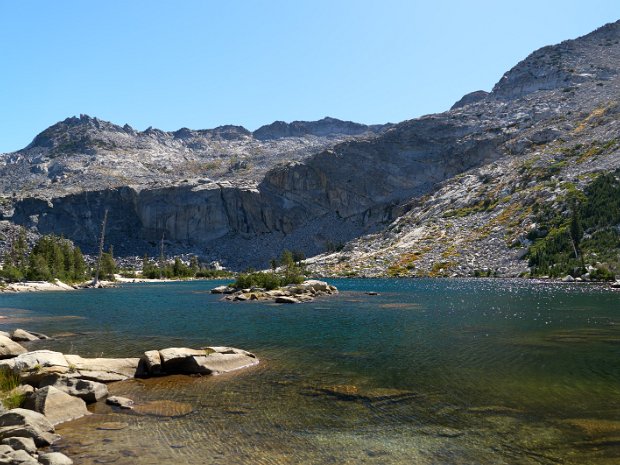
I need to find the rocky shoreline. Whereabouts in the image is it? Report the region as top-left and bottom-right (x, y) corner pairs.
(211, 279), (338, 303)
(0, 328), (258, 464)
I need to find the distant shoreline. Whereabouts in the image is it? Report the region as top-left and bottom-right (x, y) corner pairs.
(0, 275), (233, 294)
(1, 275), (618, 294)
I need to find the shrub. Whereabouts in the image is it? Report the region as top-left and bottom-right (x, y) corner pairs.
(0, 264), (23, 283)
(0, 367), (23, 409)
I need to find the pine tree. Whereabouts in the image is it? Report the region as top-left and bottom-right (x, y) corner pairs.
(73, 247), (86, 281)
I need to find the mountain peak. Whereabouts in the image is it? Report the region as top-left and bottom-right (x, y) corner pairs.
(253, 117), (380, 140)
(491, 19), (620, 100)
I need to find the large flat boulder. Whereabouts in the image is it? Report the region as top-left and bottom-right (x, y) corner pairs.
(192, 352), (259, 375)
(153, 346), (258, 375)
(23, 386), (90, 425)
(1, 351), (69, 372)
(63, 355), (140, 382)
(0, 408), (59, 447)
(2, 351), (141, 384)
(0, 351), (70, 384)
(0, 337), (27, 360)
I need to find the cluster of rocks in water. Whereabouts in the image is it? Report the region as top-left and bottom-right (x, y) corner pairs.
(211, 279), (338, 303)
(0, 328), (258, 464)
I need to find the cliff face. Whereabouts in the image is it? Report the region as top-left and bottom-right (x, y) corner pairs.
(2, 21), (620, 271)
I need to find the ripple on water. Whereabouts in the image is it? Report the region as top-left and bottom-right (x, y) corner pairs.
(4, 279), (620, 464)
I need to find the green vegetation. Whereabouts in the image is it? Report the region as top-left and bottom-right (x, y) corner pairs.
(528, 170), (620, 279)
(141, 255), (231, 279)
(386, 252), (422, 277)
(428, 261), (456, 277)
(443, 198), (498, 218)
(0, 231), (89, 283)
(234, 250), (305, 290)
(0, 367), (24, 409)
(519, 159), (567, 183)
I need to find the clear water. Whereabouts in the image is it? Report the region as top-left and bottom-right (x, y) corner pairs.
(1, 279), (619, 464)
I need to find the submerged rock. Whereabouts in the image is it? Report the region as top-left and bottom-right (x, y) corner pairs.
(133, 400), (193, 417)
(309, 384), (417, 403)
(95, 422), (129, 431)
(563, 418), (620, 436)
(106, 396), (134, 410)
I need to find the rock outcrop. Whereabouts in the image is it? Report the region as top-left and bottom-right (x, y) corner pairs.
(215, 279), (338, 304)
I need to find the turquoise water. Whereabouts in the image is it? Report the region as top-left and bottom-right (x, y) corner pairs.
(1, 279), (619, 464)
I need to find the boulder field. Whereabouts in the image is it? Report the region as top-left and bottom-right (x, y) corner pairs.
(0, 328), (258, 464)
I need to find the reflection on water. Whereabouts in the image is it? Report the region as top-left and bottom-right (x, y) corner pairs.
(1, 279), (619, 464)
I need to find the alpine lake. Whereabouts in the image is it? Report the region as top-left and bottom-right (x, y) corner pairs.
(0, 278), (618, 465)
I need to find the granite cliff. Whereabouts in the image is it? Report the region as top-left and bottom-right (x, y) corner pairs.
(1, 20), (619, 273)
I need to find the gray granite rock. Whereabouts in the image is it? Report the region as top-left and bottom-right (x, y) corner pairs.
(0, 337), (26, 360)
(38, 375), (108, 403)
(0, 437), (36, 454)
(10, 330), (39, 343)
(23, 386), (90, 425)
(38, 452), (73, 465)
(0, 408), (59, 447)
(105, 396), (134, 410)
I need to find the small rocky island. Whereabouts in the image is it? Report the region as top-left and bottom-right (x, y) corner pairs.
(211, 279), (338, 303)
(0, 328), (258, 464)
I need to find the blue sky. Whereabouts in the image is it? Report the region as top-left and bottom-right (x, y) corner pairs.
(0, 1), (618, 152)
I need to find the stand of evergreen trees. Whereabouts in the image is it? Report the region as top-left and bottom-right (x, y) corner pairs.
(528, 170), (620, 279)
(139, 255), (230, 279)
(234, 250), (306, 290)
(0, 231), (93, 283)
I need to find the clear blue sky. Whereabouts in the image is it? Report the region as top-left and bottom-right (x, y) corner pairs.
(0, 1), (618, 152)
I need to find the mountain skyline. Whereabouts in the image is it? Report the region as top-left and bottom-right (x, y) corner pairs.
(1, 1), (618, 153)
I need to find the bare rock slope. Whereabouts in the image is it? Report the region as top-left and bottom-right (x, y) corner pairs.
(2, 20), (619, 272)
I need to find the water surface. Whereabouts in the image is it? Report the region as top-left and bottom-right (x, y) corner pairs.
(1, 279), (619, 464)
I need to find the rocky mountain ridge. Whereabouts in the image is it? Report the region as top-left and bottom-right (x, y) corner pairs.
(0, 115), (388, 198)
(1, 20), (619, 273)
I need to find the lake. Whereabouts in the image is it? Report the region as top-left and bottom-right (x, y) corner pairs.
(0, 279), (619, 464)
